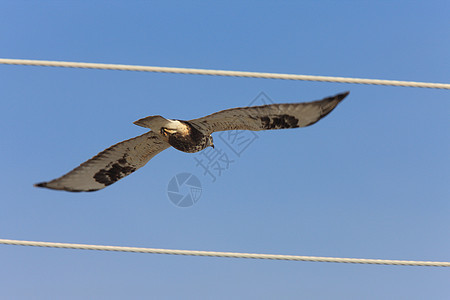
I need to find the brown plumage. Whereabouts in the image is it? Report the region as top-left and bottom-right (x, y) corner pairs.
(35, 92), (348, 192)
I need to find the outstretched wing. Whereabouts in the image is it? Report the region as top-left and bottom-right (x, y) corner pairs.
(190, 92), (348, 134)
(35, 132), (170, 192)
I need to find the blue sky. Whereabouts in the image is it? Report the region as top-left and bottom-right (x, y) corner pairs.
(1, 1), (449, 299)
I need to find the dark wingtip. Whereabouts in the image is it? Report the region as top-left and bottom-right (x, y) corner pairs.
(34, 181), (100, 192)
(34, 182), (48, 188)
(336, 91), (350, 101)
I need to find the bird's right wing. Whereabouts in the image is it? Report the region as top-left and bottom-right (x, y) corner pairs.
(190, 92), (348, 134)
(35, 132), (170, 192)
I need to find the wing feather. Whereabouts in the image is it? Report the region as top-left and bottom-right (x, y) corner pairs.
(190, 92), (348, 133)
(35, 132), (170, 192)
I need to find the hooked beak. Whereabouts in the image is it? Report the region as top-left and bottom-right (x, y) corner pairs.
(211, 143), (215, 149)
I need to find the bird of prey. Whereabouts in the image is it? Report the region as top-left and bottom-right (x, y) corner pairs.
(35, 92), (348, 192)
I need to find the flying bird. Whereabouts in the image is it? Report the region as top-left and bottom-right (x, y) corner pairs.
(35, 92), (349, 192)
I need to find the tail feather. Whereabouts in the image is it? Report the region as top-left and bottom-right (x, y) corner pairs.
(133, 115), (171, 131)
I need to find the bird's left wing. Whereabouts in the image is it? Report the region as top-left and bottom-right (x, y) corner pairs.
(35, 132), (170, 192)
(189, 92), (348, 134)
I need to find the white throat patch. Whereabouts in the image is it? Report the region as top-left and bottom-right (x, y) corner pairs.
(166, 120), (189, 135)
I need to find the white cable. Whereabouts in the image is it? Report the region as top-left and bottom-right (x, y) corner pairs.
(1, 58), (449, 89)
(1, 238), (449, 267)
(2, 59), (449, 266)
